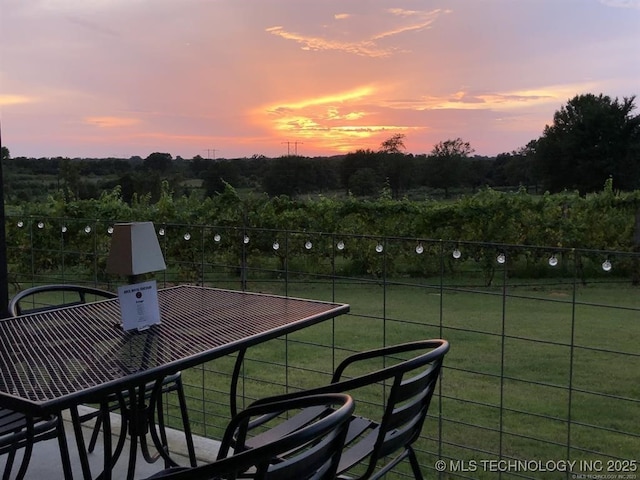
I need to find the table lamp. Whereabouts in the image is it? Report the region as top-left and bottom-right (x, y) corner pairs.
(106, 221), (166, 284)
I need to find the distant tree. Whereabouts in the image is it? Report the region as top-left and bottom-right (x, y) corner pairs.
(80, 158), (131, 177)
(143, 152), (173, 173)
(349, 168), (379, 196)
(314, 157), (341, 192)
(118, 173), (136, 204)
(488, 153), (510, 186)
(117, 171), (163, 204)
(262, 156), (308, 197)
(378, 134), (413, 199)
(427, 138), (475, 198)
(431, 138), (474, 158)
(535, 94), (640, 194)
(465, 157), (492, 191)
(379, 133), (406, 154)
(341, 149), (382, 196)
(203, 160), (241, 196)
(1, 146), (9, 160)
(59, 158), (80, 200)
(382, 153), (414, 199)
(189, 155), (209, 177)
(507, 142), (538, 191)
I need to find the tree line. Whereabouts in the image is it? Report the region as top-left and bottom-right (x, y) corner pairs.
(2, 92), (639, 203)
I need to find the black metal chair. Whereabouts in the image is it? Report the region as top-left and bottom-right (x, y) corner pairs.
(0, 407), (72, 479)
(239, 339), (450, 480)
(144, 393), (355, 480)
(8, 284), (118, 315)
(8, 284), (197, 470)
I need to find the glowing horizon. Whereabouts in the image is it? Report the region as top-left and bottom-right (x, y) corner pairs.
(1, 1), (638, 159)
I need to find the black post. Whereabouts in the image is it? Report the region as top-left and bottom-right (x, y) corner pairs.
(0, 122), (9, 317)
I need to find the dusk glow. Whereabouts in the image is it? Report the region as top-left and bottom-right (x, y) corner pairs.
(1, 0), (639, 159)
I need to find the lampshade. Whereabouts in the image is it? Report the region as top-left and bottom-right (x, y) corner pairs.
(106, 222), (166, 276)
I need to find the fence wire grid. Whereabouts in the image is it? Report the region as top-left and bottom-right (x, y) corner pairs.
(5, 216), (640, 480)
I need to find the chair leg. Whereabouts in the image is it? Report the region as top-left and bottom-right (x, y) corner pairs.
(70, 406), (93, 480)
(92, 397), (128, 479)
(2, 447), (17, 480)
(88, 412), (104, 452)
(110, 394), (129, 468)
(407, 447), (424, 480)
(175, 377), (197, 467)
(55, 418), (73, 480)
(229, 349), (246, 418)
(147, 375), (196, 468)
(13, 421), (35, 480)
(155, 387), (170, 467)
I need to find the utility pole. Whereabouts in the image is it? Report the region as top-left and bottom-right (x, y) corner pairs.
(204, 148), (218, 160)
(281, 141), (303, 156)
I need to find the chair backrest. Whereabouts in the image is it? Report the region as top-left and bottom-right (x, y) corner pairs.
(146, 393), (354, 480)
(8, 284), (116, 316)
(230, 339), (449, 480)
(330, 339), (449, 478)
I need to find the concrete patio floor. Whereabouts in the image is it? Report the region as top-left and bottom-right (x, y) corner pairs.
(0, 407), (219, 479)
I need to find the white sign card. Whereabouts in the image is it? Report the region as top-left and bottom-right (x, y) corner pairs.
(117, 280), (161, 331)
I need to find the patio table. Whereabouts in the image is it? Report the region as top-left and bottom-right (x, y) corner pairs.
(0, 285), (350, 480)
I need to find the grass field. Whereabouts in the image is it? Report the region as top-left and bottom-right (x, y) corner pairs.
(168, 278), (640, 479)
(9, 273), (639, 479)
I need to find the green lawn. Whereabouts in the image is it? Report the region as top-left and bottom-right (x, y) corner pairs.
(168, 279), (640, 479)
(13, 278), (638, 479)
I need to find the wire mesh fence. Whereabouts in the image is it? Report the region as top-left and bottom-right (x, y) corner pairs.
(5, 215), (639, 479)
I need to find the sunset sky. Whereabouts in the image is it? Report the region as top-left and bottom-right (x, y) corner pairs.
(1, 0), (639, 160)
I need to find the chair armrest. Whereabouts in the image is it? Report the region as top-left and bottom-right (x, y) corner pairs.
(218, 393), (354, 458)
(332, 339), (449, 382)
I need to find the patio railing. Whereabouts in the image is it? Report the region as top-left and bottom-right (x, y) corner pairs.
(5, 216), (640, 479)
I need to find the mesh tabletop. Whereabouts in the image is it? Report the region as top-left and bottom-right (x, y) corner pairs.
(0, 285), (349, 415)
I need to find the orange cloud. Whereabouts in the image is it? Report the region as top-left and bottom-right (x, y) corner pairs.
(255, 85), (418, 152)
(379, 83), (599, 112)
(266, 26), (393, 57)
(84, 116), (141, 128)
(266, 8), (448, 58)
(0, 94), (34, 106)
(266, 86), (376, 112)
(373, 8), (448, 40)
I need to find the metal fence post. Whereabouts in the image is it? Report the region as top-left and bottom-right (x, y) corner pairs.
(0, 125), (8, 318)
